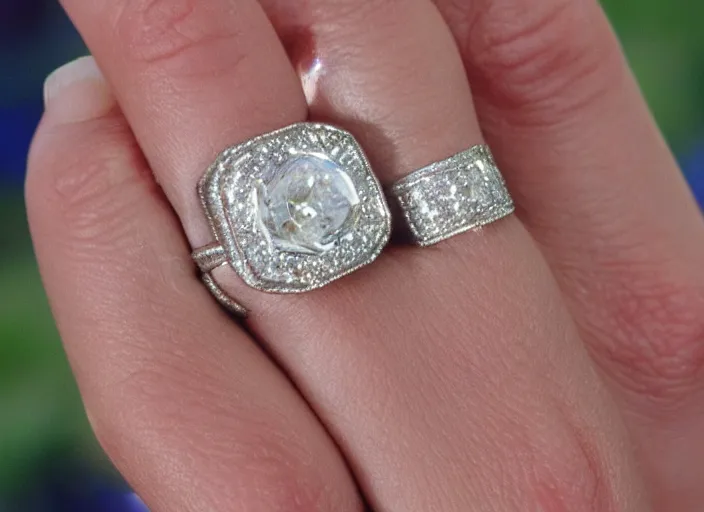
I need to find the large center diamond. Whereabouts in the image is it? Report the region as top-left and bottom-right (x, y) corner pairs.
(258, 155), (361, 254)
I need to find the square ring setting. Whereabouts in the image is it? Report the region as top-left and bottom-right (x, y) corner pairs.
(198, 123), (391, 294)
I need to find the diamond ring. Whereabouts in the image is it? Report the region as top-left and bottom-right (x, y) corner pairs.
(192, 123), (392, 316)
(388, 145), (514, 247)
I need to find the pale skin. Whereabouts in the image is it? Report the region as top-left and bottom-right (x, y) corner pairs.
(26, 0), (704, 510)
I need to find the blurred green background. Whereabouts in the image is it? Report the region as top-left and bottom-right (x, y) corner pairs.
(0, 1), (703, 510)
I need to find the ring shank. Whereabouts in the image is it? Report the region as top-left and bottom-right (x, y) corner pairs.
(192, 243), (247, 317)
(193, 243), (228, 273)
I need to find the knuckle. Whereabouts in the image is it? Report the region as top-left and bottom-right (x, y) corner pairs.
(27, 120), (156, 249)
(465, 0), (622, 119)
(529, 415), (619, 512)
(111, 0), (248, 74)
(598, 274), (704, 402)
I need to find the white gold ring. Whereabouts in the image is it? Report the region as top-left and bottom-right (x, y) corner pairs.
(388, 145), (514, 247)
(192, 123), (392, 316)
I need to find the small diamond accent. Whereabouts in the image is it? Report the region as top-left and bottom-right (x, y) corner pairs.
(198, 123), (391, 294)
(389, 145), (514, 246)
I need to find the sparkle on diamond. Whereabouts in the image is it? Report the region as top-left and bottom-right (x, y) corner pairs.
(257, 154), (360, 255)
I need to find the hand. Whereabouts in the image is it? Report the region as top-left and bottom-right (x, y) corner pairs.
(27, 0), (704, 510)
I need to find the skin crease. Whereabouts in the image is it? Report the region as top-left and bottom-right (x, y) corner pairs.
(29, 75), (363, 512)
(428, 0), (704, 508)
(24, 0), (704, 511)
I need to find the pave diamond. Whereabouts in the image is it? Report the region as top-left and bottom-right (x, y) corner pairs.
(389, 145), (514, 246)
(198, 123), (391, 293)
(258, 155), (360, 255)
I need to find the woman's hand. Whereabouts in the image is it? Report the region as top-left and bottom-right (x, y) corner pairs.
(26, 0), (704, 510)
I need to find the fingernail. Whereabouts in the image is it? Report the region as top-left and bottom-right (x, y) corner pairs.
(44, 56), (115, 122)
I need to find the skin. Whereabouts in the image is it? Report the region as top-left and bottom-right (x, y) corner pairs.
(25, 0), (704, 510)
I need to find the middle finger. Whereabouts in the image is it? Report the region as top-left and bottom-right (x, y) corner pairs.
(257, 1), (648, 509)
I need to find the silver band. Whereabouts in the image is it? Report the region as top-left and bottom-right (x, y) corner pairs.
(193, 243), (227, 273)
(388, 145), (514, 246)
(192, 243), (247, 316)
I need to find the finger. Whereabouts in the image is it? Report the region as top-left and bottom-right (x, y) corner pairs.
(59, 2), (646, 511)
(26, 57), (362, 512)
(433, 0), (704, 507)
(253, 1), (649, 510)
(59, 0), (308, 246)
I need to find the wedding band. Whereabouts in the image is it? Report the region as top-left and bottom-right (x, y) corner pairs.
(192, 123), (392, 316)
(388, 145), (514, 246)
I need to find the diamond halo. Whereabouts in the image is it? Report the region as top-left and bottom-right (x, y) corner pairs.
(198, 123), (391, 294)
